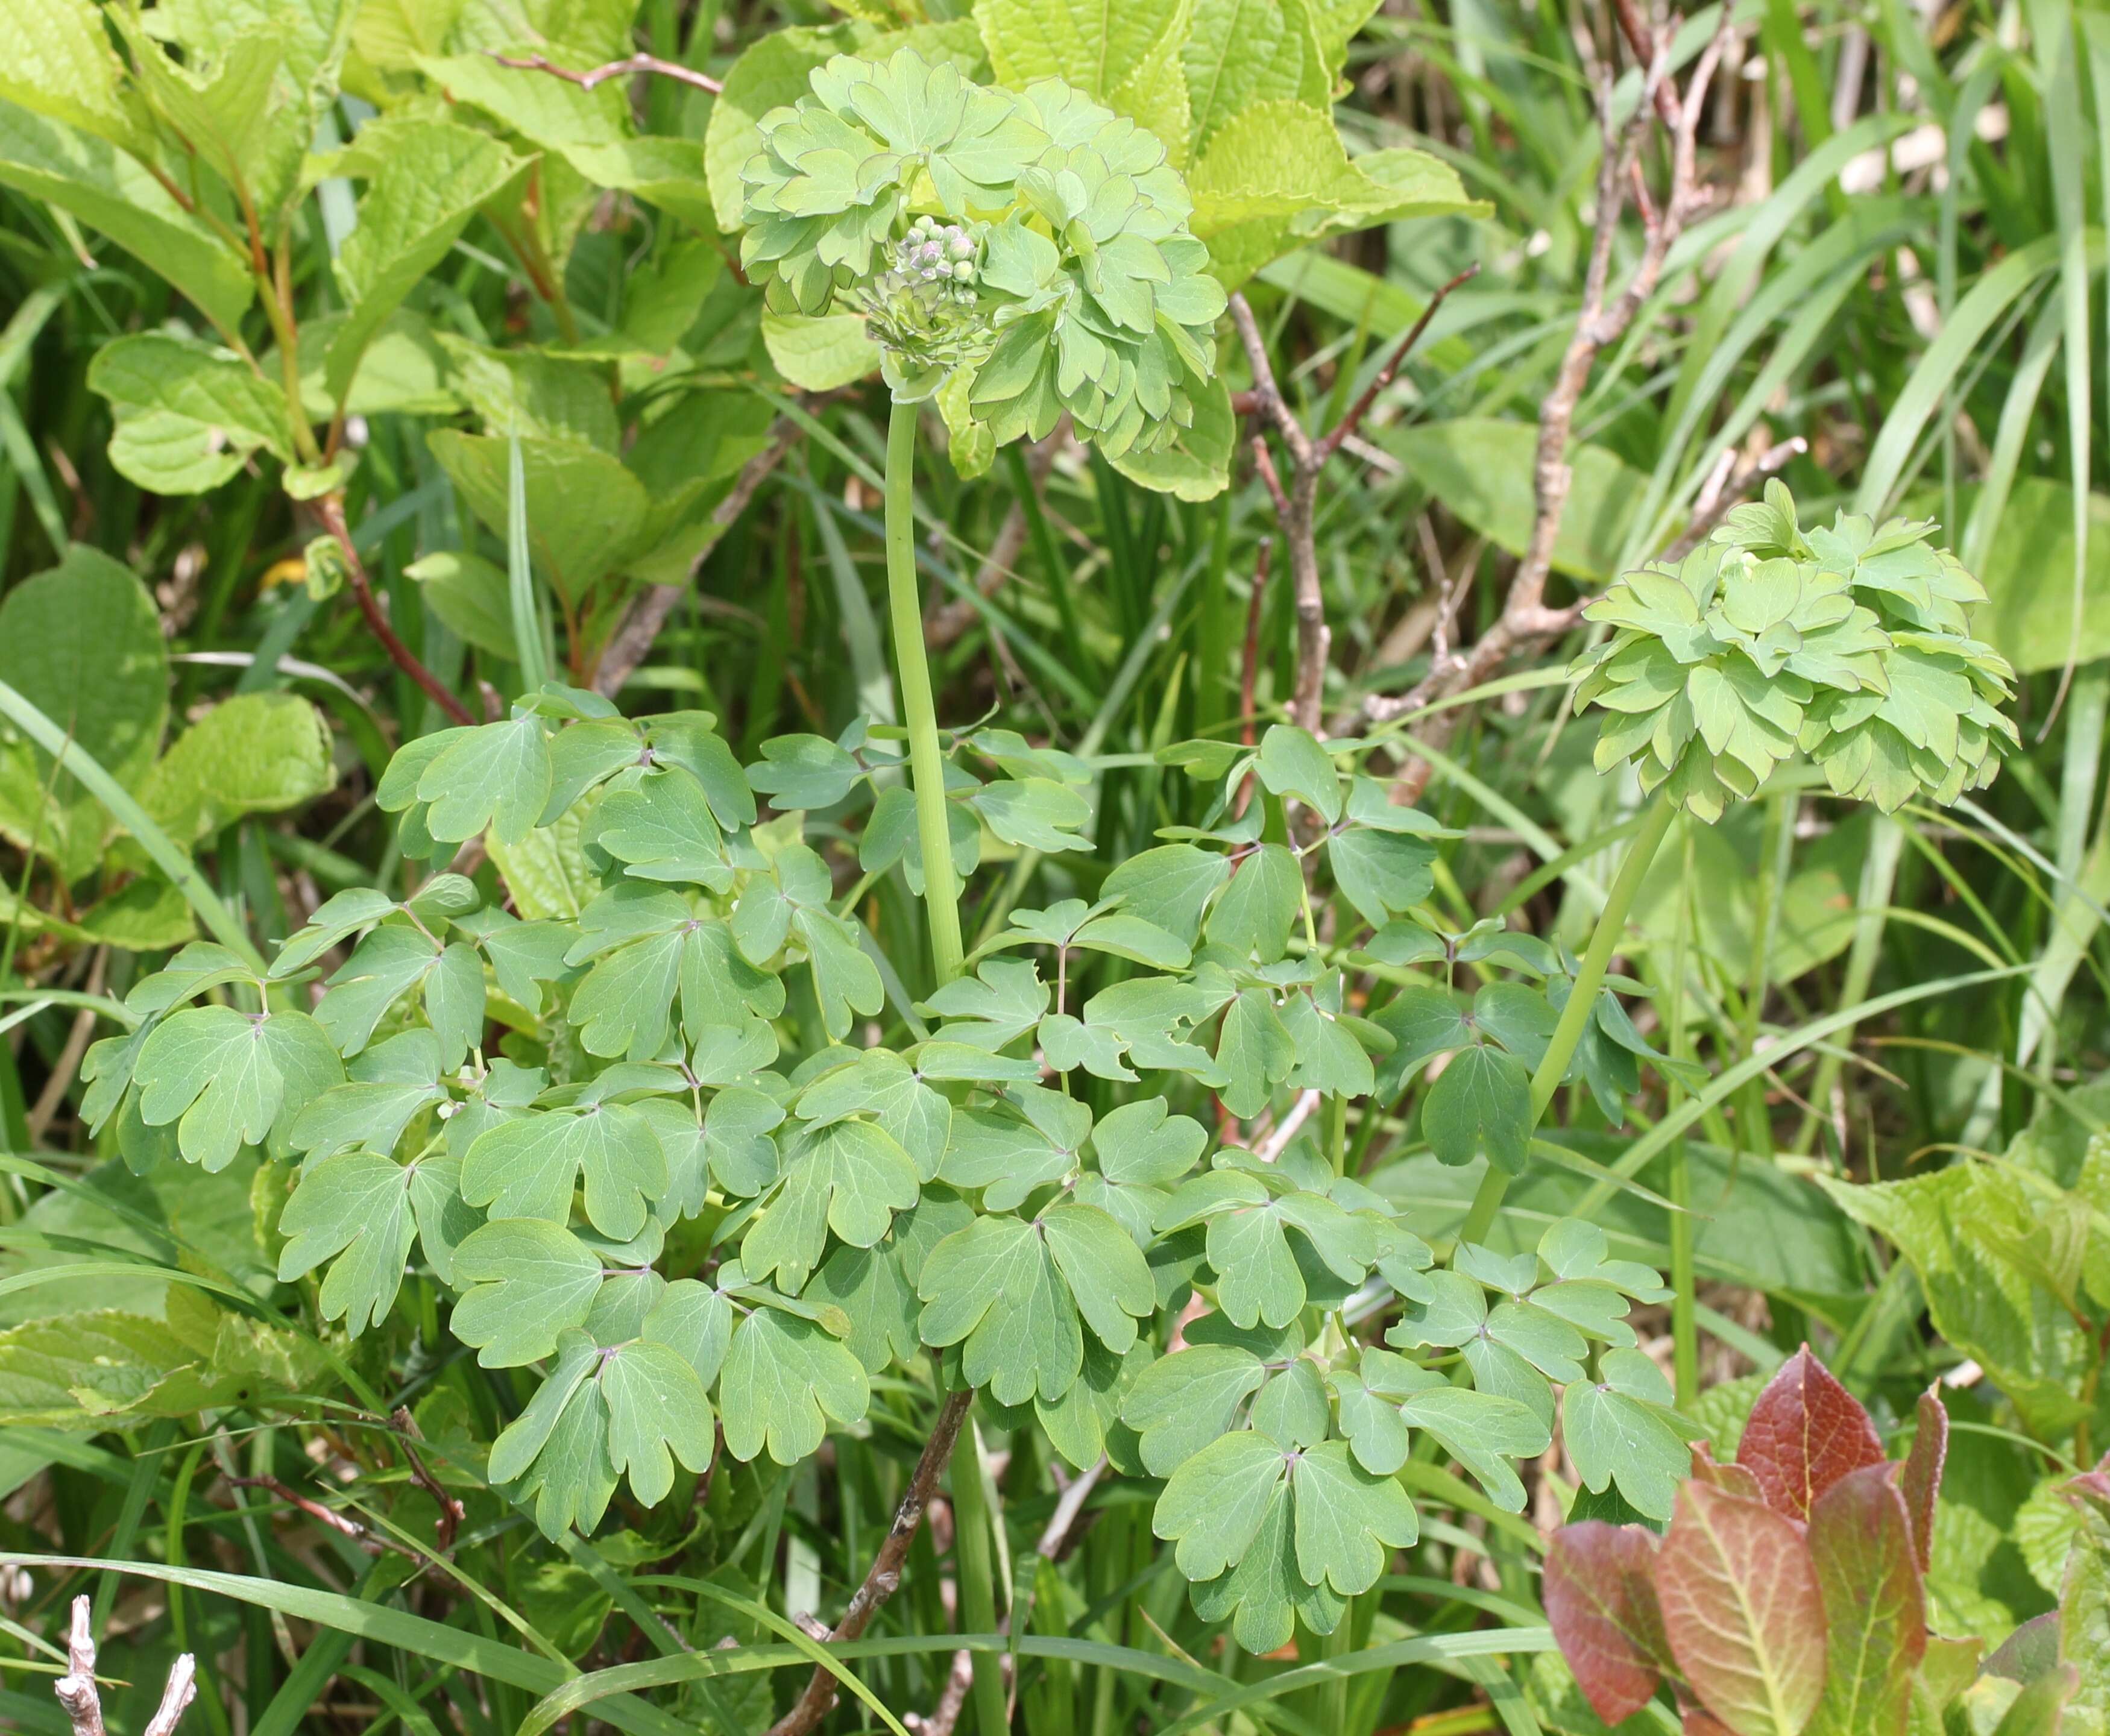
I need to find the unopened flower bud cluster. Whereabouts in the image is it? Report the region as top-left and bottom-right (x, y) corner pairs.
(895, 215), (979, 295)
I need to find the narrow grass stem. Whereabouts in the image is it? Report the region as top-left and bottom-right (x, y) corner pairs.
(1457, 791), (1677, 1248)
(946, 1404), (1007, 1735)
(886, 400), (965, 984)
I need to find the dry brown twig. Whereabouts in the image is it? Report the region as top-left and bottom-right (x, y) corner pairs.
(55, 1595), (197, 1736)
(1365, 13), (1737, 803)
(1663, 434), (1808, 560)
(222, 1472), (418, 1560)
(764, 1387), (975, 1736)
(488, 50), (722, 95)
(594, 419), (804, 697)
(1231, 263), (1479, 731)
(391, 1405), (465, 1552)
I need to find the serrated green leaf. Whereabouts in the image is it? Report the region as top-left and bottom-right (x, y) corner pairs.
(415, 715), (554, 846)
(1159, 1169), (1375, 1329)
(1204, 843), (1300, 963)
(86, 333), (295, 494)
(600, 1339), (716, 1506)
(1256, 724), (1342, 823)
(747, 733), (863, 810)
(918, 1203), (1151, 1405)
(134, 1005), (341, 1171)
(793, 905), (885, 1040)
(972, 776), (1092, 852)
(1214, 988), (1294, 1119)
(1328, 826), (1436, 929)
(743, 1118), (921, 1292)
(1154, 1426), (1288, 1580)
(808, 1188), (974, 1373)
(1103, 843), (1230, 945)
(1291, 1438), (1420, 1594)
(1563, 1347), (1707, 1522)
(592, 771), (732, 890)
(1121, 1343), (1268, 1476)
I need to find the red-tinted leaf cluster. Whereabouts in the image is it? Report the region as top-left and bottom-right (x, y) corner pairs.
(1545, 1346), (1942, 1736)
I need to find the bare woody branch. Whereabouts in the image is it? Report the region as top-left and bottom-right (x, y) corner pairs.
(1365, 16), (1736, 804)
(487, 51), (722, 95)
(765, 1388), (974, 1736)
(1611, 0), (1683, 126)
(1315, 264), (1481, 468)
(56, 1595), (197, 1736)
(1232, 266), (1478, 731)
(1663, 435), (1807, 560)
(1230, 300), (1325, 731)
(593, 419), (802, 697)
(143, 1657), (198, 1736)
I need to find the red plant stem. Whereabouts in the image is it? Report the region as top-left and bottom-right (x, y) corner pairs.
(316, 495), (474, 726)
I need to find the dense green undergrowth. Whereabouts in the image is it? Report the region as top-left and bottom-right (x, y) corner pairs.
(0, 1), (2108, 1734)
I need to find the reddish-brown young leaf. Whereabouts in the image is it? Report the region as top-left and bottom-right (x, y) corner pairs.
(1806, 1462), (1926, 1736)
(1681, 1700), (1738, 1735)
(1545, 1521), (1678, 1725)
(1898, 1387), (1947, 1573)
(1983, 1614), (2059, 1687)
(1657, 1482), (1827, 1736)
(1692, 1441), (1764, 1500)
(1734, 1345), (1885, 1522)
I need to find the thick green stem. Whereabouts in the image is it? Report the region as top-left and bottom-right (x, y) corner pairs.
(1668, 1142), (1698, 1404)
(1667, 816), (1699, 1409)
(1457, 791), (1677, 1248)
(947, 1402), (1008, 1734)
(1737, 788), (1792, 1159)
(886, 400), (965, 984)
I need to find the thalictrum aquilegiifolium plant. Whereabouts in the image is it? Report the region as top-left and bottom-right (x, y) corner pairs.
(63, 48), (1701, 1699)
(0, 10), (2051, 1734)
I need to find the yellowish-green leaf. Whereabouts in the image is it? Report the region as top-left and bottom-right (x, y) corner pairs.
(0, 0), (145, 149)
(139, 693), (335, 843)
(324, 117), (532, 405)
(0, 102), (252, 333)
(87, 334), (296, 494)
(763, 311), (883, 392)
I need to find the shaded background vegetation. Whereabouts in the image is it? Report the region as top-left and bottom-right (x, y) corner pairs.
(1, 0), (2108, 1731)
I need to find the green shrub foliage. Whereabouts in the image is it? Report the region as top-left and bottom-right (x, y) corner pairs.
(742, 47), (1227, 450)
(76, 685), (1695, 1645)
(1573, 482), (2018, 820)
